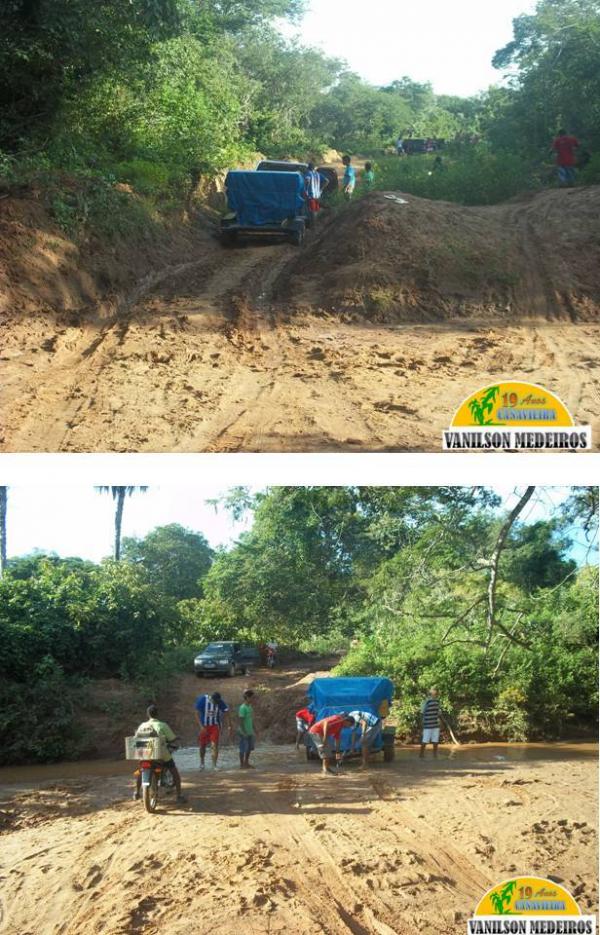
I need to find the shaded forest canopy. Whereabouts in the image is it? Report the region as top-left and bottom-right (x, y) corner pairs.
(1, 0), (600, 205)
(0, 487), (597, 762)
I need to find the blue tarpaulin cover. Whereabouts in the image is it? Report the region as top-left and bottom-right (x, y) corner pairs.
(225, 170), (305, 227)
(307, 677), (395, 753)
(308, 677), (394, 712)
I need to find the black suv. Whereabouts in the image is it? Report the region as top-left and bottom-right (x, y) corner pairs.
(194, 641), (261, 677)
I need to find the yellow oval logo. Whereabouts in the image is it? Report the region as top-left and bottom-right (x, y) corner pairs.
(452, 382), (573, 428)
(475, 877), (581, 916)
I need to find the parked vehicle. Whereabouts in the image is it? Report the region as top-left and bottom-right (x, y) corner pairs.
(221, 170), (307, 246)
(125, 734), (179, 814)
(194, 641), (261, 677)
(304, 676), (396, 763)
(256, 159), (339, 194)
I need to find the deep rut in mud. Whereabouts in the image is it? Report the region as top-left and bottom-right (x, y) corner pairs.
(2, 189), (599, 452)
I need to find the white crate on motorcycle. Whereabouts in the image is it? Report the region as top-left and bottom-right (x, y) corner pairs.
(125, 735), (170, 761)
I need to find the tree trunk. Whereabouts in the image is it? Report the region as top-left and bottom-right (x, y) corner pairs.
(486, 486), (535, 647)
(114, 488), (125, 561)
(0, 486), (7, 577)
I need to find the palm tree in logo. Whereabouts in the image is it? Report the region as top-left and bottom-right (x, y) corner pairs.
(468, 386), (501, 425)
(489, 880), (517, 914)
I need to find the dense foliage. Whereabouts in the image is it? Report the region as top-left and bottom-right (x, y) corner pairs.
(2, 0), (598, 217)
(0, 488), (597, 761)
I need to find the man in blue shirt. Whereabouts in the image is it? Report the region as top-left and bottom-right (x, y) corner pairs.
(348, 709), (383, 769)
(342, 155), (356, 201)
(194, 691), (232, 770)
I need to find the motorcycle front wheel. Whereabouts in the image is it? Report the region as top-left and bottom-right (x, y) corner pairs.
(143, 773), (159, 813)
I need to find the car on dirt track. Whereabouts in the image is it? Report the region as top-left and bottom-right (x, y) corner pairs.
(304, 676), (396, 763)
(221, 170), (307, 246)
(256, 159), (339, 194)
(194, 641), (261, 677)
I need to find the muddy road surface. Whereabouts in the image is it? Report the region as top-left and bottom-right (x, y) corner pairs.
(2, 189), (600, 452)
(0, 741), (597, 934)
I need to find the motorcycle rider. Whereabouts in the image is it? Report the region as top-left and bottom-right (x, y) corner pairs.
(266, 640), (278, 667)
(133, 704), (185, 802)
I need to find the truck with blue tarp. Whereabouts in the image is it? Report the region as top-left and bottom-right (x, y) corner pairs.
(220, 169), (307, 246)
(304, 676), (396, 763)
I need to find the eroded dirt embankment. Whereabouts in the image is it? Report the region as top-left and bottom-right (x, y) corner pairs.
(2, 187), (600, 452)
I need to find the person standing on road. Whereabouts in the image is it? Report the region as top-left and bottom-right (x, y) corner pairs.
(295, 704), (316, 750)
(341, 155), (356, 201)
(195, 691), (232, 770)
(419, 687), (444, 759)
(552, 129), (580, 186)
(348, 709), (383, 769)
(361, 162), (375, 191)
(133, 704), (185, 802)
(238, 689), (257, 769)
(395, 136), (405, 156)
(308, 713), (355, 775)
(304, 163), (329, 223)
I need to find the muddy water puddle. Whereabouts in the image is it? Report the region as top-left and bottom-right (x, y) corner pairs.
(0, 742), (596, 788)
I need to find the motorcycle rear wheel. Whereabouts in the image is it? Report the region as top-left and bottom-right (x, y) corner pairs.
(143, 774), (159, 813)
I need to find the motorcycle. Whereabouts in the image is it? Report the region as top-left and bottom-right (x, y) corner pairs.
(134, 742), (178, 813)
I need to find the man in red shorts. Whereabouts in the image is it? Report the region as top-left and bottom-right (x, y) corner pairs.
(195, 691), (232, 770)
(308, 713), (355, 775)
(552, 129), (580, 186)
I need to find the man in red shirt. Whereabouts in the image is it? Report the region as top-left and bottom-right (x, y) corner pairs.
(295, 706), (316, 750)
(308, 713), (356, 774)
(552, 129), (580, 186)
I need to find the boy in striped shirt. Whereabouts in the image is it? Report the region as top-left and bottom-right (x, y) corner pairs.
(420, 687), (443, 759)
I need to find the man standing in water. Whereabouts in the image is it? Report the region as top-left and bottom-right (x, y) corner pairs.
(419, 687), (443, 759)
(308, 713), (355, 775)
(195, 691), (232, 770)
(238, 689), (257, 769)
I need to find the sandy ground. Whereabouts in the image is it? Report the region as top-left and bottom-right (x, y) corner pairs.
(2, 191), (599, 452)
(0, 741), (597, 935)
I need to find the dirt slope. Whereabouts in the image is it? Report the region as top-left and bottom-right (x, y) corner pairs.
(2, 188), (599, 452)
(0, 745), (597, 935)
(284, 187), (600, 323)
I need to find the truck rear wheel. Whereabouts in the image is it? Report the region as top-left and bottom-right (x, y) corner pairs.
(221, 229), (238, 247)
(383, 743), (395, 762)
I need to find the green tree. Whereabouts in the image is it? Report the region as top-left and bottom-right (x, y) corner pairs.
(122, 523), (213, 600)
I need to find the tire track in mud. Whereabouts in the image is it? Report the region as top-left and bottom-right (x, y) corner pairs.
(1, 242), (295, 451)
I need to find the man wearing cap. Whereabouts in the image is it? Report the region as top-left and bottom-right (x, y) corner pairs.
(194, 691), (232, 770)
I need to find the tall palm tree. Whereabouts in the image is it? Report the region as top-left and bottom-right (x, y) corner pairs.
(95, 486), (148, 561)
(0, 486), (7, 578)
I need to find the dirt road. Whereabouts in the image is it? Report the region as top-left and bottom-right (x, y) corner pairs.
(2, 189), (599, 452)
(0, 740), (597, 935)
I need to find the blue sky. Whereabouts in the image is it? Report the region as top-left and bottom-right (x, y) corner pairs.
(279, 0), (538, 97)
(2, 486), (596, 566)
